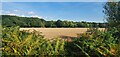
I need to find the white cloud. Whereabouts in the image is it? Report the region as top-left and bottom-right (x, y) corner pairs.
(30, 15), (42, 18)
(2, 10), (43, 19)
(21, 15), (25, 17)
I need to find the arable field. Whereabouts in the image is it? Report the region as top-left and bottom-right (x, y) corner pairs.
(20, 28), (105, 39)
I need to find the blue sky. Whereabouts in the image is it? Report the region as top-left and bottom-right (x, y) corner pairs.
(2, 2), (106, 22)
(2, 0), (108, 2)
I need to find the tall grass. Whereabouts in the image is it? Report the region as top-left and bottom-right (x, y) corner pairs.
(2, 26), (65, 55)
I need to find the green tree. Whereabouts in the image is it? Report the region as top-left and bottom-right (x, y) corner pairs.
(104, 1), (120, 31)
(2, 15), (107, 28)
(45, 21), (56, 27)
(55, 20), (63, 27)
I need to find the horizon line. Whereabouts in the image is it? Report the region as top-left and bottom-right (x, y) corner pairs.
(1, 14), (107, 23)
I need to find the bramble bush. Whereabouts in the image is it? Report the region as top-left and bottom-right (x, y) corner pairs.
(2, 26), (65, 55)
(65, 28), (119, 57)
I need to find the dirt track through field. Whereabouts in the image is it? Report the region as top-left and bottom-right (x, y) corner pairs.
(20, 28), (105, 39)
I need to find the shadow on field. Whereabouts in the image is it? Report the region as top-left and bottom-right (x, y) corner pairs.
(60, 35), (77, 42)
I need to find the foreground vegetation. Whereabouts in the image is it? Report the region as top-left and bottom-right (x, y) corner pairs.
(2, 26), (65, 55)
(66, 28), (120, 57)
(1, 26), (120, 57)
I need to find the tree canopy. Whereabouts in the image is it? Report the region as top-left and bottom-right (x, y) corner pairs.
(2, 15), (107, 28)
(104, 1), (120, 31)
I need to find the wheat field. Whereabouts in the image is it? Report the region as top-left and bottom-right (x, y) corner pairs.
(20, 28), (105, 39)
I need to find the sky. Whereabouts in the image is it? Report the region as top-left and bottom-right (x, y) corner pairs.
(1, 0), (109, 2)
(2, 2), (106, 22)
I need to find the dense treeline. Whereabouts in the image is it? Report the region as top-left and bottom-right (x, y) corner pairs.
(2, 15), (107, 28)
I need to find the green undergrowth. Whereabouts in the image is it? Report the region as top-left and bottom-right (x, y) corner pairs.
(1, 26), (120, 57)
(65, 28), (119, 57)
(2, 26), (65, 56)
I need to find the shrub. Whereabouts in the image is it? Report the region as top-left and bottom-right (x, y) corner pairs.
(2, 26), (65, 55)
(65, 28), (118, 57)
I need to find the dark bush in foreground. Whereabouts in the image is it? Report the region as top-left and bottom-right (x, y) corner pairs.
(65, 28), (119, 57)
